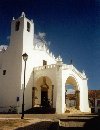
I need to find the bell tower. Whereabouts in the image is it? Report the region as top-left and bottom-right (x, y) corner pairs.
(0, 12), (35, 111)
(10, 12), (34, 54)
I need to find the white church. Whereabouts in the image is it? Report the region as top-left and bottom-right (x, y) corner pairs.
(0, 12), (90, 114)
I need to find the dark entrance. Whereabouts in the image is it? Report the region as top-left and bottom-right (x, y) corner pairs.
(41, 90), (48, 107)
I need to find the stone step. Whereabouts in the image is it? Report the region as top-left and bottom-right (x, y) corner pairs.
(65, 107), (81, 114)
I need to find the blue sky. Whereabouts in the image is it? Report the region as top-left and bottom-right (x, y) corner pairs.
(0, 0), (100, 90)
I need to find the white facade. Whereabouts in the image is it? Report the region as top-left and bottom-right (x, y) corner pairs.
(0, 13), (90, 114)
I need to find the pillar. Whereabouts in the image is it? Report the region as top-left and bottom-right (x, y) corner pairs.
(75, 90), (80, 110)
(56, 65), (65, 114)
(80, 79), (90, 112)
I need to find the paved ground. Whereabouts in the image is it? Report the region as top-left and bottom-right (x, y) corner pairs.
(0, 114), (100, 130)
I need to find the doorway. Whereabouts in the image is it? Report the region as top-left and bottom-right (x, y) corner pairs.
(41, 89), (48, 107)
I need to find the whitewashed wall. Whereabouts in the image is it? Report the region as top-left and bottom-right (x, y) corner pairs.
(0, 13), (90, 114)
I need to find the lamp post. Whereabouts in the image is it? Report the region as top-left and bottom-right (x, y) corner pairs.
(52, 85), (54, 108)
(21, 53), (28, 119)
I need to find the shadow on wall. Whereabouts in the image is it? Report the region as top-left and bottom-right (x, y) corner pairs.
(15, 115), (100, 130)
(24, 71), (34, 111)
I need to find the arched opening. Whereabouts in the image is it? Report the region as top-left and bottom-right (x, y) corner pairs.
(65, 85), (76, 107)
(65, 76), (80, 112)
(33, 76), (53, 108)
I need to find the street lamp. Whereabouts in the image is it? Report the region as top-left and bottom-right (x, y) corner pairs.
(21, 53), (28, 119)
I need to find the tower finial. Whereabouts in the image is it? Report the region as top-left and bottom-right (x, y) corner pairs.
(70, 59), (72, 65)
(31, 19), (33, 23)
(82, 70), (86, 76)
(21, 12), (25, 17)
(12, 17), (15, 20)
(56, 55), (62, 62)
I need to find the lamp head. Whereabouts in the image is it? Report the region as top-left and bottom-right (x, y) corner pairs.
(22, 53), (28, 61)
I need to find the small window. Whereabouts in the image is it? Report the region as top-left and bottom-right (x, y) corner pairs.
(27, 22), (30, 32)
(43, 60), (47, 66)
(16, 97), (19, 102)
(15, 21), (20, 31)
(3, 70), (6, 75)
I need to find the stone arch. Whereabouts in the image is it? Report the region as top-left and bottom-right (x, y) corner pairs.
(56, 66), (90, 114)
(65, 75), (80, 111)
(33, 76), (53, 107)
(34, 72), (56, 85)
(65, 75), (79, 90)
